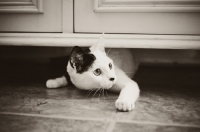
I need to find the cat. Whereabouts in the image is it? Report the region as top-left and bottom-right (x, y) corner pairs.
(46, 34), (140, 112)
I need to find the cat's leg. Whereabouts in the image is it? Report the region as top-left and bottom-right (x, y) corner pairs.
(115, 81), (139, 111)
(46, 76), (68, 88)
(110, 66), (140, 111)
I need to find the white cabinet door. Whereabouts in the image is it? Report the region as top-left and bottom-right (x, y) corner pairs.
(0, 0), (62, 32)
(75, 0), (200, 35)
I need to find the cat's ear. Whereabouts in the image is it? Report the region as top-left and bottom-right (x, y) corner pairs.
(90, 33), (105, 53)
(69, 46), (96, 73)
(69, 46), (84, 68)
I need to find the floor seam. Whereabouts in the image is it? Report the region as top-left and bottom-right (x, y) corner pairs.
(1, 111), (200, 129)
(117, 120), (200, 128)
(105, 109), (118, 132)
(106, 120), (116, 132)
(0, 112), (111, 122)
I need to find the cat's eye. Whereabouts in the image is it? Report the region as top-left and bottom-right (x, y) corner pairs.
(94, 68), (101, 76)
(109, 63), (112, 70)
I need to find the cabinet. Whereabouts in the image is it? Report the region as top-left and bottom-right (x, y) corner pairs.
(75, 0), (200, 35)
(0, 0), (63, 32)
(0, 0), (200, 49)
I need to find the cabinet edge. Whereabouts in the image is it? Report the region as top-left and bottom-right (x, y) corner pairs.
(0, 33), (200, 49)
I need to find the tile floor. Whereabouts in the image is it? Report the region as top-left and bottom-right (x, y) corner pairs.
(0, 62), (200, 132)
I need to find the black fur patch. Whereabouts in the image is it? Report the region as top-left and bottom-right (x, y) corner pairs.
(69, 46), (96, 74)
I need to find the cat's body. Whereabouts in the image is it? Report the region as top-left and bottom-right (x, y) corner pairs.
(46, 34), (140, 111)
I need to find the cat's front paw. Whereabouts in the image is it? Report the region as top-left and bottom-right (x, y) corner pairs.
(115, 99), (135, 112)
(46, 79), (59, 88)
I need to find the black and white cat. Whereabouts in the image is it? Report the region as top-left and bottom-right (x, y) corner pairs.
(46, 34), (140, 111)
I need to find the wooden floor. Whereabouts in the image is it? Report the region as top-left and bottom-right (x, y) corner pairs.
(0, 61), (200, 132)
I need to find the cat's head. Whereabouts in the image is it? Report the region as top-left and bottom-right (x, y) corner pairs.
(67, 34), (117, 90)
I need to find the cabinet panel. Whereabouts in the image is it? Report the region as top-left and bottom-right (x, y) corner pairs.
(0, 0), (62, 32)
(75, 0), (200, 34)
(0, 0), (43, 13)
(94, 0), (200, 13)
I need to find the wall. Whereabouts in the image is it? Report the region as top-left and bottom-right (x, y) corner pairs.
(1, 46), (200, 66)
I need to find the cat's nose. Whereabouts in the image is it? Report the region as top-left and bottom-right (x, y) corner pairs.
(109, 78), (115, 81)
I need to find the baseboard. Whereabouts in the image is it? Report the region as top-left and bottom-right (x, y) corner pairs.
(0, 33), (200, 49)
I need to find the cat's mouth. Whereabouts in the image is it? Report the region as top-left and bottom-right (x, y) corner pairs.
(108, 83), (114, 89)
(102, 78), (117, 89)
(101, 83), (114, 90)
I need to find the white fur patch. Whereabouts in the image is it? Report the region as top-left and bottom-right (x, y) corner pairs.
(67, 50), (116, 90)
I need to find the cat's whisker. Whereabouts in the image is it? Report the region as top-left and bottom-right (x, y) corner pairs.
(98, 88), (103, 101)
(108, 52), (119, 57)
(93, 87), (101, 97)
(110, 55), (122, 60)
(86, 84), (100, 98)
(87, 89), (92, 95)
(106, 48), (111, 56)
(105, 89), (109, 97)
(86, 88), (96, 98)
(102, 88), (105, 101)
